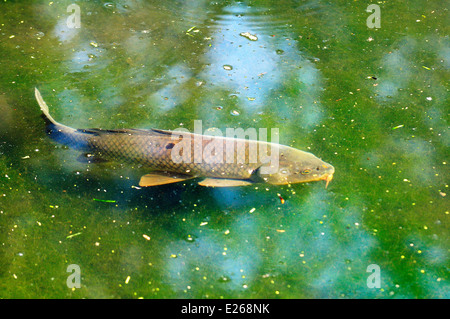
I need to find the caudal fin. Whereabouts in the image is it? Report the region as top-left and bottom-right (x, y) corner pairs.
(35, 87), (57, 125)
(34, 88), (86, 149)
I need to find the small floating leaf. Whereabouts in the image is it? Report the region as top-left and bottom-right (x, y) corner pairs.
(186, 26), (196, 33)
(186, 26), (199, 36)
(93, 198), (116, 203)
(66, 232), (82, 239)
(240, 32), (258, 41)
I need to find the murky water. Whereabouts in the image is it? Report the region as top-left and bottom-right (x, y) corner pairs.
(0, 1), (448, 298)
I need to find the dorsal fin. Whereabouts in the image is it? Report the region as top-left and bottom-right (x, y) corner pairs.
(76, 128), (177, 136)
(149, 128), (174, 136)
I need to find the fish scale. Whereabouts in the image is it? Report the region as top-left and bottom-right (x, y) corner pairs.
(80, 130), (258, 179)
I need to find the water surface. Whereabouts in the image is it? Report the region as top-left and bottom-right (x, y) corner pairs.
(0, 0), (448, 298)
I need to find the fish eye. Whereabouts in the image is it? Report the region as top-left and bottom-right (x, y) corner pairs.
(301, 169), (312, 175)
(316, 167), (320, 171)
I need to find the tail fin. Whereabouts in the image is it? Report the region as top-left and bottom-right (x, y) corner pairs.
(34, 88), (87, 149)
(35, 87), (57, 125)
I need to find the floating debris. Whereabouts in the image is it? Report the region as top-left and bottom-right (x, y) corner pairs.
(277, 193), (285, 204)
(186, 26), (199, 37)
(186, 26), (196, 33)
(223, 64), (233, 70)
(93, 198), (116, 203)
(392, 125), (404, 130)
(66, 232), (82, 239)
(34, 31), (45, 39)
(230, 110), (240, 116)
(103, 2), (115, 9)
(240, 32), (258, 41)
(218, 276), (231, 283)
(143, 234), (151, 241)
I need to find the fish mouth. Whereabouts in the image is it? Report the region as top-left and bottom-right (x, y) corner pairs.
(321, 173), (334, 188)
(320, 166), (335, 188)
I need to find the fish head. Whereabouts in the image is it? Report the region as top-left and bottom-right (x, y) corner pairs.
(256, 147), (335, 187)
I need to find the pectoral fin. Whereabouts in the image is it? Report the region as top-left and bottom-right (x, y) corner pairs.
(198, 178), (253, 187)
(139, 172), (193, 187)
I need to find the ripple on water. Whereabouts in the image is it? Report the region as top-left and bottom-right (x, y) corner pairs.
(208, 5), (298, 37)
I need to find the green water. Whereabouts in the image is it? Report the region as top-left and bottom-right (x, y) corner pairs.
(0, 0), (448, 299)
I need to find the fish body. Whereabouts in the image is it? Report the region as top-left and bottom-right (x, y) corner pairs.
(35, 88), (334, 187)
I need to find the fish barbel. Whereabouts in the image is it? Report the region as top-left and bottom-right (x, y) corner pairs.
(35, 88), (334, 187)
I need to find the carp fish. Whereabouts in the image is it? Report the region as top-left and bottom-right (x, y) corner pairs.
(35, 88), (334, 188)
